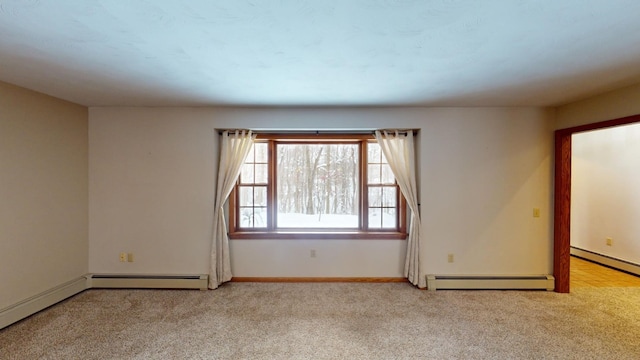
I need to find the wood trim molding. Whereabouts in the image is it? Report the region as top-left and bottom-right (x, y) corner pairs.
(557, 114), (640, 133)
(229, 231), (408, 240)
(554, 130), (572, 293)
(553, 113), (640, 293)
(231, 277), (408, 283)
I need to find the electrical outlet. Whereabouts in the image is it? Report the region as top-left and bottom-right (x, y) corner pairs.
(533, 208), (540, 218)
(310, 249), (316, 258)
(127, 253), (134, 262)
(447, 254), (454, 263)
(606, 237), (613, 246)
(119, 252), (127, 262)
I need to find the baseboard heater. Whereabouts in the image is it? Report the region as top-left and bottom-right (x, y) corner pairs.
(1, 274), (209, 330)
(426, 275), (554, 291)
(571, 247), (640, 276)
(0, 276), (88, 330)
(88, 274), (208, 290)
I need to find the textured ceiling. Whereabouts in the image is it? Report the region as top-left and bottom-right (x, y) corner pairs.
(1, 0), (640, 107)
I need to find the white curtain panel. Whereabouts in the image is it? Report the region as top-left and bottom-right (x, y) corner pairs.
(210, 130), (256, 289)
(374, 130), (425, 288)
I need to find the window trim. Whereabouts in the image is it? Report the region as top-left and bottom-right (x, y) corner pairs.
(228, 133), (407, 240)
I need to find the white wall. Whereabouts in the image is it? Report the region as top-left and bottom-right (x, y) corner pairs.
(89, 107), (554, 280)
(0, 81), (88, 309)
(571, 123), (640, 263)
(556, 82), (640, 129)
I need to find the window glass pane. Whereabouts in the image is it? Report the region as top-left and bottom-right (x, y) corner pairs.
(276, 143), (359, 228)
(254, 143), (268, 162)
(254, 186), (267, 206)
(255, 164), (268, 184)
(382, 208), (397, 228)
(382, 187), (396, 207)
(368, 208), (382, 229)
(240, 207), (253, 227)
(368, 164), (381, 184)
(240, 164), (254, 184)
(368, 187), (382, 207)
(253, 207), (267, 228)
(239, 186), (254, 206)
(381, 164), (395, 184)
(368, 142), (381, 163)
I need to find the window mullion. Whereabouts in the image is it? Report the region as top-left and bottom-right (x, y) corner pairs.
(267, 140), (276, 230)
(398, 183), (406, 234)
(361, 140), (368, 230)
(229, 185), (238, 230)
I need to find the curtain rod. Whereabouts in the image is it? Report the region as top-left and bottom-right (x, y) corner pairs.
(217, 129), (418, 135)
(216, 128), (253, 135)
(376, 129), (418, 135)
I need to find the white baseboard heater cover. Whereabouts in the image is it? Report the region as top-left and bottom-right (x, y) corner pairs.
(571, 247), (640, 276)
(88, 274), (208, 290)
(1, 274), (209, 330)
(426, 275), (555, 291)
(0, 276), (88, 330)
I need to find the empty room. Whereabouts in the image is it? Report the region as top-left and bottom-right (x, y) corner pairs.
(1, 1), (640, 359)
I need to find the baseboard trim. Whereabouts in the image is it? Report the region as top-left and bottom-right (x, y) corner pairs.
(426, 275), (555, 291)
(0, 276), (89, 330)
(571, 247), (640, 276)
(231, 277), (408, 283)
(88, 274), (208, 290)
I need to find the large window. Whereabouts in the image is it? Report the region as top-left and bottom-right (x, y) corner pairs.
(229, 134), (406, 239)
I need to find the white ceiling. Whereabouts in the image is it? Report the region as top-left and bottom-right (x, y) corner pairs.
(1, 0), (640, 107)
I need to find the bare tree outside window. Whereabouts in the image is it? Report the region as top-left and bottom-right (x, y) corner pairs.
(277, 143), (359, 228)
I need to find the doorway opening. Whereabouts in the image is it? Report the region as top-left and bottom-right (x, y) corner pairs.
(554, 114), (640, 292)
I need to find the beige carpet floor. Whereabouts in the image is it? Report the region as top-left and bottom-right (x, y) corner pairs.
(1, 282), (640, 359)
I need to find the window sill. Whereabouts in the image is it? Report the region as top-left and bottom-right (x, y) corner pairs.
(229, 231), (408, 240)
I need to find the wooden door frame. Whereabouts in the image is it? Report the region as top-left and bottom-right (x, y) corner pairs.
(554, 114), (640, 293)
